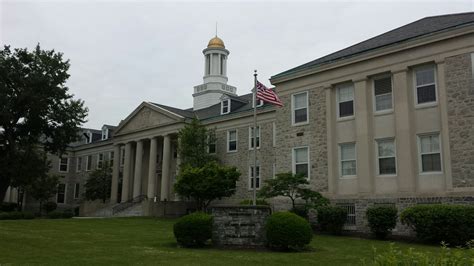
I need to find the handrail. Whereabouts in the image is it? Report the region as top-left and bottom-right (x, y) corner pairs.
(112, 194), (146, 215)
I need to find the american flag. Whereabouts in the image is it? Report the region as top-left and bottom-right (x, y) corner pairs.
(256, 81), (283, 107)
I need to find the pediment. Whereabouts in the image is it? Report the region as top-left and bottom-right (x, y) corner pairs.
(115, 103), (183, 135)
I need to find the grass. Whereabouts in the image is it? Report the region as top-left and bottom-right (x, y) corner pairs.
(0, 217), (468, 265)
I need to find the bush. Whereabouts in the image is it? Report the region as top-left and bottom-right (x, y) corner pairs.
(43, 202), (57, 213)
(366, 206), (398, 239)
(0, 211), (35, 220)
(46, 210), (73, 219)
(401, 204), (474, 246)
(290, 206), (309, 219)
(0, 202), (18, 212)
(173, 212), (212, 247)
(62, 209), (75, 218)
(265, 211), (312, 251)
(316, 206), (347, 235)
(239, 199), (269, 206)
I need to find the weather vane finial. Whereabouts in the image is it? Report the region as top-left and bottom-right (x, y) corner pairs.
(215, 22), (218, 37)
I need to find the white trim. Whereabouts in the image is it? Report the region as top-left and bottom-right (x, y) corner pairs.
(336, 83), (355, 119)
(414, 65), (438, 107)
(227, 129), (238, 153)
(101, 127), (109, 140)
(248, 164), (261, 190)
(248, 126), (261, 150)
(375, 138), (397, 176)
(76, 157), (82, 173)
(221, 99), (231, 115)
(58, 157), (69, 173)
(292, 146), (310, 180)
(372, 74), (394, 114)
(291, 91), (309, 126)
(339, 142), (357, 178)
(417, 133), (443, 174)
(73, 183), (80, 199)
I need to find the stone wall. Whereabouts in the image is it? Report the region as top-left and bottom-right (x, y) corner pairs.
(275, 86), (328, 192)
(211, 205), (271, 247)
(446, 52), (474, 188)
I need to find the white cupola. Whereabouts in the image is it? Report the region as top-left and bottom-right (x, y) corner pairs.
(193, 35), (237, 111)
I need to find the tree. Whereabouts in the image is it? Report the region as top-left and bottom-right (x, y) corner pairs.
(258, 172), (328, 209)
(174, 161), (240, 210)
(28, 173), (60, 214)
(177, 118), (216, 168)
(0, 44), (88, 202)
(84, 161), (112, 203)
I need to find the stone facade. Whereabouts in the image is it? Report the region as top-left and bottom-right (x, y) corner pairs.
(446, 52), (474, 188)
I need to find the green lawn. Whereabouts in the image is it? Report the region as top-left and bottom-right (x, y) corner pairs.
(0, 217), (466, 265)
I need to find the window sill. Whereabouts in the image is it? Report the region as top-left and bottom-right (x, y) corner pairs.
(376, 174), (397, 178)
(337, 116), (355, 122)
(374, 110), (393, 116)
(292, 121), (309, 127)
(419, 171), (443, 176)
(227, 150), (238, 154)
(339, 175), (357, 179)
(415, 102), (437, 110)
(248, 147), (261, 151)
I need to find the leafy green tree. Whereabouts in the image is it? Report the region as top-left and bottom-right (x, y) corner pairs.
(177, 118), (216, 168)
(84, 161), (112, 203)
(258, 172), (328, 209)
(27, 173), (60, 214)
(174, 161), (240, 210)
(0, 44), (88, 202)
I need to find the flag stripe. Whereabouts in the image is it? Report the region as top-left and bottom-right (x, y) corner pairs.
(255, 80), (283, 107)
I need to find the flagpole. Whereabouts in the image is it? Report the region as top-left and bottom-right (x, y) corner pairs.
(253, 70), (258, 206)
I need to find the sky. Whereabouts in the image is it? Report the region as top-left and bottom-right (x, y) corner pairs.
(1, 0), (473, 129)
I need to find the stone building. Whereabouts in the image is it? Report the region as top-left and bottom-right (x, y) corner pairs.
(4, 12), (474, 234)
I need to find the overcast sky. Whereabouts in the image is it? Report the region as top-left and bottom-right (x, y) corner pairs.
(2, 0), (473, 128)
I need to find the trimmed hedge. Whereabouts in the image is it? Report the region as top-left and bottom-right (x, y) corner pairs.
(47, 210), (74, 219)
(265, 211), (312, 251)
(43, 202), (58, 213)
(0, 211), (35, 220)
(366, 206), (397, 239)
(401, 204), (474, 246)
(173, 212), (212, 247)
(316, 206), (347, 235)
(0, 202), (18, 212)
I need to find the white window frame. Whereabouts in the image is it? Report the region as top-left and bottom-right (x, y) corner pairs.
(414, 65), (438, 108)
(376, 138), (397, 176)
(248, 164), (261, 190)
(291, 91), (309, 126)
(221, 99), (230, 115)
(336, 83), (355, 119)
(417, 133), (443, 174)
(253, 98), (264, 108)
(227, 129), (238, 153)
(76, 157), (82, 173)
(339, 142), (357, 178)
(292, 146), (310, 180)
(56, 183), (66, 204)
(59, 157), (69, 173)
(86, 155), (92, 171)
(101, 128), (108, 140)
(74, 183), (80, 199)
(248, 126), (261, 150)
(373, 74), (394, 114)
(97, 153), (104, 169)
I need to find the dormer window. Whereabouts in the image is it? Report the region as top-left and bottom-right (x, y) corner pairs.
(253, 98), (264, 108)
(221, 99), (230, 114)
(101, 127), (109, 140)
(84, 131), (93, 144)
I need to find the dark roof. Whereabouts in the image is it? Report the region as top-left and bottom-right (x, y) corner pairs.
(272, 12), (474, 81)
(149, 92), (272, 122)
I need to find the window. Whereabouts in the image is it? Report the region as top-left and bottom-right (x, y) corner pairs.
(340, 143), (356, 177)
(205, 54), (210, 75)
(249, 164), (260, 189)
(59, 157), (68, 172)
(86, 131), (93, 144)
(97, 153), (104, 169)
(227, 130), (237, 152)
(208, 133), (216, 154)
(293, 147), (309, 179)
(415, 66), (436, 105)
(86, 155), (92, 171)
(337, 204), (356, 226)
(377, 139), (396, 175)
(249, 126), (260, 149)
(74, 183), (80, 199)
(109, 151), (114, 166)
(337, 84), (354, 118)
(419, 134), (442, 173)
(101, 127), (108, 140)
(76, 157), (82, 172)
(57, 184), (66, 204)
(374, 76), (393, 112)
(221, 99), (230, 114)
(292, 92), (308, 125)
(120, 148), (125, 166)
(220, 55), (225, 75)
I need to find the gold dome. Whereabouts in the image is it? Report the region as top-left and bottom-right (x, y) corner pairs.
(207, 36), (225, 48)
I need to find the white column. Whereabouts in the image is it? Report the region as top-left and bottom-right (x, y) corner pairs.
(121, 142), (133, 202)
(147, 137), (158, 199)
(160, 134), (171, 201)
(132, 140), (144, 199)
(110, 144), (121, 204)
